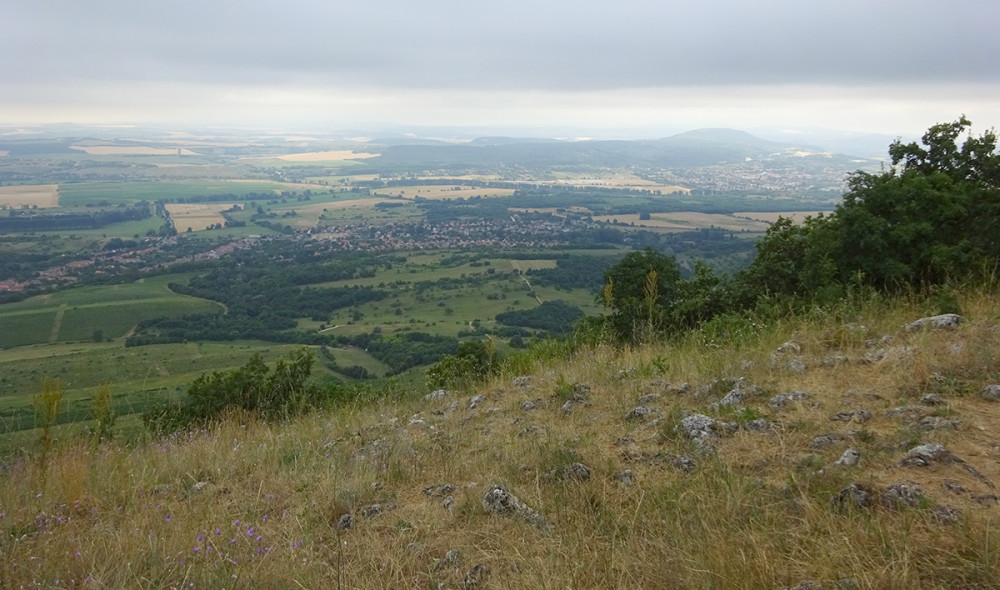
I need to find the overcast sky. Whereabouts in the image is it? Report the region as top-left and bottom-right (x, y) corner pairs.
(2, 0), (999, 137)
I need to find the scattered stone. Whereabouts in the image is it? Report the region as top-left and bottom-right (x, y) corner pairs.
(718, 383), (756, 408)
(831, 409), (872, 423)
(907, 313), (963, 331)
(822, 355), (850, 367)
(408, 416), (427, 426)
(517, 425), (547, 438)
(860, 349), (888, 364)
(809, 433), (846, 449)
(152, 484), (173, 496)
(744, 418), (774, 432)
(360, 503), (394, 519)
(943, 480), (968, 495)
(468, 395), (486, 410)
(834, 448), (860, 467)
(625, 406), (651, 421)
(424, 483), (456, 497)
(932, 504), (961, 524)
(832, 483), (876, 511)
(433, 401), (459, 416)
(520, 400), (538, 411)
(672, 455), (697, 473)
(972, 494), (1000, 506)
(680, 414), (718, 445)
(899, 442), (957, 466)
(884, 405), (927, 420)
(435, 549), (464, 570)
(981, 384), (1000, 401)
(638, 393), (661, 405)
(482, 484), (547, 528)
(425, 389), (449, 402)
(513, 376), (532, 390)
(564, 462), (592, 481)
(917, 416), (961, 431)
(768, 391), (811, 409)
(614, 470), (635, 486)
(190, 481), (208, 493)
(673, 383), (690, 394)
(921, 394), (946, 406)
(786, 359), (807, 374)
(776, 340), (802, 355)
(336, 513), (354, 531)
(464, 564), (490, 589)
(613, 436), (635, 446)
(881, 482), (924, 509)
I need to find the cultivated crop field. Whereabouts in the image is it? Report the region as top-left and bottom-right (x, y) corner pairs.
(69, 146), (201, 156)
(370, 186), (516, 200)
(593, 212), (771, 232)
(276, 150), (380, 162)
(0, 184), (59, 208)
(732, 210), (830, 223)
(57, 181), (286, 206)
(165, 203), (238, 231)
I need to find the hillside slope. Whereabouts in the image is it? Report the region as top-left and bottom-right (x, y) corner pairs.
(2, 291), (1000, 588)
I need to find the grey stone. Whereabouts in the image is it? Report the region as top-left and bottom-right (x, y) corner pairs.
(786, 359), (807, 374)
(425, 389), (449, 402)
(880, 482), (924, 509)
(680, 414), (718, 444)
(942, 479), (967, 495)
(152, 484), (173, 496)
(809, 433), (846, 449)
(831, 409), (872, 423)
(972, 494), (1000, 506)
(834, 448), (860, 467)
(517, 424), (546, 437)
(625, 405), (651, 421)
(468, 395), (486, 409)
(908, 313), (962, 331)
(776, 340), (802, 355)
(822, 355), (850, 367)
(520, 400), (537, 411)
(768, 391), (811, 409)
(433, 401), (459, 416)
(638, 393), (661, 404)
(901, 442), (953, 466)
(435, 548), (463, 570)
(191, 481), (208, 493)
(424, 483), (456, 497)
(921, 394), (946, 406)
(464, 564), (490, 589)
(513, 375), (532, 390)
(614, 470), (635, 486)
(360, 503), (394, 519)
(884, 405), (927, 420)
(917, 416), (961, 431)
(672, 455), (697, 473)
(565, 462), (592, 481)
(832, 483), (876, 511)
(744, 418), (774, 432)
(336, 513), (354, 531)
(981, 384), (1000, 401)
(482, 484), (546, 528)
(932, 505), (961, 524)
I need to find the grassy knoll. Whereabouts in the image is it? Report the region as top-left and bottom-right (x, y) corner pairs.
(2, 289), (1000, 587)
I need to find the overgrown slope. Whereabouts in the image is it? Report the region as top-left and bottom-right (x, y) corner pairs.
(3, 290), (1000, 588)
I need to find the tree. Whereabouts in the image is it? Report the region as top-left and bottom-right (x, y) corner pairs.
(601, 248), (682, 343)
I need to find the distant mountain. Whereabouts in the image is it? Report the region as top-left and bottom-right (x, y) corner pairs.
(368, 128), (866, 171)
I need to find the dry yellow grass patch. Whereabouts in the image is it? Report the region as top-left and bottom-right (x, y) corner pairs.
(0, 184), (60, 208)
(277, 150), (380, 162)
(70, 146), (200, 156)
(509, 206), (592, 216)
(733, 211), (832, 224)
(593, 212), (770, 232)
(165, 203), (237, 231)
(370, 186), (515, 200)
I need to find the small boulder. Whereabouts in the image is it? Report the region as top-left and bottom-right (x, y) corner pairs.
(564, 462), (592, 481)
(809, 433), (846, 449)
(830, 409), (872, 423)
(468, 395), (486, 410)
(614, 470), (635, 486)
(907, 314), (962, 331)
(360, 503), (394, 519)
(520, 400), (538, 411)
(680, 414), (718, 444)
(638, 393), (661, 405)
(900, 442), (956, 466)
(776, 340), (802, 355)
(482, 484), (546, 528)
(981, 384), (1000, 401)
(425, 389), (449, 402)
(744, 418), (774, 432)
(832, 483), (876, 511)
(834, 448), (860, 467)
(464, 563), (490, 589)
(932, 504), (961, 524)
(336, 513), (354, 531)
(768, 391), (810, 409)
(672, 455), (697, 473)
(921, 394), (946, 406)
(434, 548), (464, 570)
(786, 359), (807, 374)
(625, 406), (651, 421)
(880, 482), (924, 510)
(424, 483), (456, 497)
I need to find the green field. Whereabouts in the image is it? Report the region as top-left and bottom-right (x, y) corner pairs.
(57, 180), (288, 206)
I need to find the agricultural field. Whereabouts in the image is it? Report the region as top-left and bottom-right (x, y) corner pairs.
(276, 150), (380, 162)
(69, 145), (201, 156)
(370, 185), (516, 200)
(0, 184), (59, 208)
(732, 210), (830, 223)
(592, 212), (771, 232)
(165, 203), (239, 232)
(57, 181), (286, 206)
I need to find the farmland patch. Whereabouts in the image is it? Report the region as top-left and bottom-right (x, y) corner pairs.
(0, 184), (60, 208)
(165, 203), (239, 232)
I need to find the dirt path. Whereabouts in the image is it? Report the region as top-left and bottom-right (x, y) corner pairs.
(48, 304), (67, 343)
(522, 277), (543, 304)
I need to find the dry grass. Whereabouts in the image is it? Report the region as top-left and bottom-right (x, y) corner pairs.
(164, 204), (238, 232)
(0, 184), (59, 208)
(69, 146), (201, 156)
(277, 150), (380, 162)
(3, 290), (1000, 587)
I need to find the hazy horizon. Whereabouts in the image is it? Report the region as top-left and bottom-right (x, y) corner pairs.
(3, 0), (999, 138)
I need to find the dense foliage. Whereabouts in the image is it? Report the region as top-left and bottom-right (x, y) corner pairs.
(495, 300), (584, 333)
